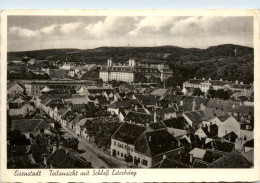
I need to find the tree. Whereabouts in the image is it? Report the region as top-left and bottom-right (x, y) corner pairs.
(134, 73), (145, 83)
(214, 89), (230, 100)
(207, 86), (216, 98)
(97, 79), (103, 87)
(140, 77), (148, 83)
(193, 88), (204, 96)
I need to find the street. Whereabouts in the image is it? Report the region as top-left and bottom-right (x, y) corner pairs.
(59, 127), (127, 168)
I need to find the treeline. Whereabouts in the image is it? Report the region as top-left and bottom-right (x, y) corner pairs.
(8, 71), (50, 80)
(166, 57), (253, 87)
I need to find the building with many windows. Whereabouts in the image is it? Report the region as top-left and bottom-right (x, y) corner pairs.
(99, 59), (173, 83)
(183, 77), (253, 93)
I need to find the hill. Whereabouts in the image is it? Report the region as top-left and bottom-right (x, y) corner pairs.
(7, 44), (254, 86)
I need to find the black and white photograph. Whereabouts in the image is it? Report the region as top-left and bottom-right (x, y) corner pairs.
(1, 10), (259, 182)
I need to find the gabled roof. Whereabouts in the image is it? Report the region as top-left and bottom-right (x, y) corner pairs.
(152, 157), (189, 168)
(208, 151), (253, 168)
(76, 118), (90, 127)
(8, 82), (25, 90)
(206, 99), (237, 112)
(155, 107), (177, 116)
(11, 97), (25, 104)
(150, 88), (168, 97)
(135, 128), (181, 157)
(69, 113), (82, 124)
(11, 119), (52, 133)
(124, 111), (153, 124)
(189, 148), (206, 159)
(184, 111), (202, 128)
(201, 124), (218, 138)
(201, 107), (226, 121)
(164, 94), (182, 103)
(47, 147), (92, 168)
(213, 140), (235, 153)
(163, 116), (191, 130)
(223, 131), (238, 143)
(244, 139), (254, 148)
(217, 115), (231, 122)
(231, 105), (254, 115)
(108, 99), (140, 109)
(134, 94), (160, 106)
(111, 122), (146, 145)
(41, 97), (52, 105)
(58, 106), (71, 116)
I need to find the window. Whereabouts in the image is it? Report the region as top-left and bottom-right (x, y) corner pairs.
(117, 151), (119, 155)
(121, 153), (123, 157)
(142, 159), (148, 166)
(244, 135), (247, 141)
(114, 141), (116, 146)
(118, 143), (120, 147)
(225, 130), (227, 135)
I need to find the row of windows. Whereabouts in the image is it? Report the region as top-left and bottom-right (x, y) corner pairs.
(114, 141), (134, 152)
(116, 151), (148, 166)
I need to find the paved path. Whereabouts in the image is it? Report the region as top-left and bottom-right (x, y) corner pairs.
(60, 126), (127, 168)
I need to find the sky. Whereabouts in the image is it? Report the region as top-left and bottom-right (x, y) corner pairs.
(7, 16), (253, 52)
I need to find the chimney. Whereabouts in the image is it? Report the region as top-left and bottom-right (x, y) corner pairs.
(154, 110), (157, 123)
(236, 80), (238, 84)
(208, 125), (211, 133)
(148, 135), (152, 142)
(240, 81), (243, 85)
(52, 142), (57, 153)
(163, 154), (167, 160)
(194, 77), (196, 79)
(135, 105), (138, 111)
(190, 154), (193, 163)
(180, 100), (183, 106)
(209, 78), (211, 80)
(202, 77), (205, 80)
(220, 78), (223, 81)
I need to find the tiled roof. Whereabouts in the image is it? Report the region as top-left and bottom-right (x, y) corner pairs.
(189, 148), (206, 159)
(11, 119), (51, 133)
(76, 118), (90, 127)
(201, 107), (226, 121)
(134, 94), (160, 106)
(40, 97), (52, 105)
(206, 99), (237, 112)
(58, 106), (71, 116)
(150, 89), (168, 97)
(65, 97), (89, 105)
(152, 158), (189, 168)
(223, 132), (238, 143)
(69, 113), (82, 124)
(208, 151), (253, 168)
(108, 99), (141, 109)
(217, 115), (231, 122)
(112, 122), (146, 145)
(47, 147), (92, 168)
(144, 129), (180, 156)
(231, 105), (254, 115)
(184, 111), (202, 128)
(164, 95), (182, 103)
(155, 107), (177, 116)
(162, 117), (191, 130)
(244, 139), (254, 148)
(213, 140), (235, 153)
(201, 124), (218, 138)
(124, 111), (153, 124)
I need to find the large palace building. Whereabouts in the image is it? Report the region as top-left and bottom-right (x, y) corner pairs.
(99, 59), (173, 82)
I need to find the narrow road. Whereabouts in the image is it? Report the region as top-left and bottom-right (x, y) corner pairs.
(60, 126), (127, 168)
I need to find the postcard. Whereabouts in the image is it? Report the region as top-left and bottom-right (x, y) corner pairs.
(1, 9), (259, 182)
